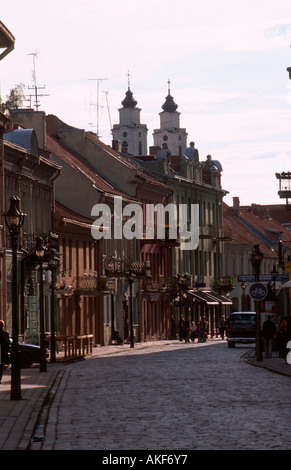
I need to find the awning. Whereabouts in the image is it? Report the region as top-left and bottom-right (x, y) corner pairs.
(189, 290), (232, 306)
(279, 280), (291, 290)
(205, 291), (232, 305)
(189, 291), (219, 305)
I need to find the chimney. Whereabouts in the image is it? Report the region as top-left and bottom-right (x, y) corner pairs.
(9, 109), (46, 149)
(112, 140), (121, 152)
(149, 145), (161, 156)
(232, 197), (240, 216)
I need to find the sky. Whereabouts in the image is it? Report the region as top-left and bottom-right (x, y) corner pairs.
(1, 0), (291, 207)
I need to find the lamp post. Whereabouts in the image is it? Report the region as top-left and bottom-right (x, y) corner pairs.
(128, 273), (136, 349)
(176, 274), (186, 341)
(271, 264), (278, 299)
(250, 244), (264, 362)
(48, 253), (58, 363)
(241, 281), (247, 312)
(4, 196), (26, 400)
(34, 237), (47, 372)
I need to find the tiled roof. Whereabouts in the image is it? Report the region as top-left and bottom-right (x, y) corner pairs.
(55, 201), (93, 224)
(46, 135), (132, 199)
(244, 203), (291, 226)
(86, 132), (173, 193)
(223, 202), (291, 256)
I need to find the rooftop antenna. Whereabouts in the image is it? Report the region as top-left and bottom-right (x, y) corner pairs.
(168, 79), (171, 95)
(103, 89), (112, 132)
(27, 51), (49, 110)
(88, 77), (108, 138)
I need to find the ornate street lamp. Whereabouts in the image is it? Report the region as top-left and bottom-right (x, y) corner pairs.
(176, 274), (186, 341)
(250, 244), (264, 362)
(128, 273), (136, 349)
(4, 196), (26, 400)
(241, 281), (247, 312)
(250, 245), (264, 282)
(34, 236), (47, 372)
(271, 264), (278, 298)
(47, 249), (58, 363)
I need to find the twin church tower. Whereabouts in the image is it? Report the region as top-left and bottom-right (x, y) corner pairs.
(112, 81), (188, 157)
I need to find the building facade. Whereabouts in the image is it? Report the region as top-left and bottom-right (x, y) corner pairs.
(3, 124), (61, 342)
(115, 85), (231, 337)
(223, 197), (291, 318)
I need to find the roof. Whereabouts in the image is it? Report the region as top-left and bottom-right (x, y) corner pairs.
(245, 203), (291, 226)
(223, 202), (291, 256)
(0, 21), (15, 60)
(46, 135), (133, 200)
(86, 132), (173, 193)
(55, 201), (94, 224)
(121, 88), (137, 109)
(46, 114), (173, 194)
(162, 93), (178, 113)
(4, 129), (38, 156)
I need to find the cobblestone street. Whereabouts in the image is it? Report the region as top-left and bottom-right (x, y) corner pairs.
(32, 340), (291, 451)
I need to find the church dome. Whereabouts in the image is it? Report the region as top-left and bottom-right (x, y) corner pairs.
(162, 93), (178, 113)
(121, 88), (137, 108)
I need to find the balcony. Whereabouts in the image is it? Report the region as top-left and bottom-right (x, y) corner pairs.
(213, 276), (234, 294)
(141, 226), (180, 247)
(199, 225), (232, 241)
(104, 256), (151, 279)
(76, 275), (99, 292)
(199, 224), (215, 239)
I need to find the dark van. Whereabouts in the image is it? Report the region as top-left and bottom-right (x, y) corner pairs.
(227, 312), (256, 348)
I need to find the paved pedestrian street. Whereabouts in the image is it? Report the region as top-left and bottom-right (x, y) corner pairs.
(32, 341), (291, 451)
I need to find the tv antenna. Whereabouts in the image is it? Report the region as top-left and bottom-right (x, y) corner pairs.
(27, 51), (50, 110)
(103, 90), (112, 131)
(88, 77), (108, 138)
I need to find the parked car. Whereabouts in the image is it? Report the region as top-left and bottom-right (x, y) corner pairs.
(227, 312), (256, 348)
(9, 339), (49, 368)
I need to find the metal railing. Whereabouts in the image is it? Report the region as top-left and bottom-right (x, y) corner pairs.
(45, 334), (93, 361)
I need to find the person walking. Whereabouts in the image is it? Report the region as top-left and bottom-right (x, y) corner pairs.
(278, 317), (291, 363)
(0, 320), (10, 384)
(219, 315), (226, 339)
(183, 316), (190, 343)
(190, 321), (197, 343)
(198, 316), (206, 343)
(262, 315), (276, 358)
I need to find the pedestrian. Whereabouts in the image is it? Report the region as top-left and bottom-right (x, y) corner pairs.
(190, 321), (197, 343)
(198, 316), (206, 343)
(0, 320), (10, 384)
(262, 315), (276, 358)
(170, 315), (176, 339)
(183, 316), (190, 342)
(278, 317), (291, 363)
(219, 315), (226, 339)
(204, 316), (209, 341)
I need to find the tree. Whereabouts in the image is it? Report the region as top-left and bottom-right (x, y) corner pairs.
(1, 83), (25, 112)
